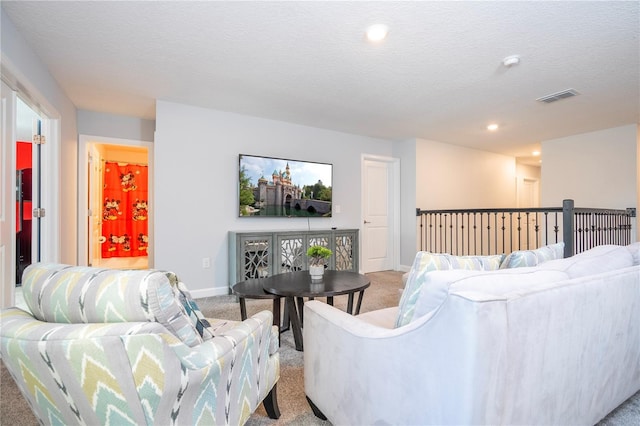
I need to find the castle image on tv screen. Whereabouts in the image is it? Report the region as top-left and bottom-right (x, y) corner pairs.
(239, 154), (332, 217)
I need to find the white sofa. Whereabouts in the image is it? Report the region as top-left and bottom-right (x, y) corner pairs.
(303, 243), (640, 425)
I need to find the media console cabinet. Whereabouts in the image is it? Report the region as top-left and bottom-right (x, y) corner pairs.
(228, 229), (359, 290)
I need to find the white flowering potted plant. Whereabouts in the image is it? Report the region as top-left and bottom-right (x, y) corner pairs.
(307, 245), (332, 281)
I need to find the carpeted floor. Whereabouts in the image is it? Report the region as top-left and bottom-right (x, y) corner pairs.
(2, 270), (639, 425)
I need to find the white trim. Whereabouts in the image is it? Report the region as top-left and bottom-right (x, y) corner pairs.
(361, 153), (401, 272)
(1, 80), (17, 308)
(77, 135), (154, 267)
(398, 264), (412, 273)
(39, 117), (61, 263)
(191, 287), (231, 299)
(1, 54), (61, 122)
(1, 58), (62, 308)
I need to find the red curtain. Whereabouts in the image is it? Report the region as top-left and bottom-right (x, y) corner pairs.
(101, 162), (149, 258)
(16, 141), (32, 232)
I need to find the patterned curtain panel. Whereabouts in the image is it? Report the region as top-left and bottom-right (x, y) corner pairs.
(101, 162), (149, 258)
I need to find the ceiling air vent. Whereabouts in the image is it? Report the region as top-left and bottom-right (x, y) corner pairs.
(536, 89), (579, 104)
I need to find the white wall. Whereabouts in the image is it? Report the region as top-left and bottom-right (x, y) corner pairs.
(1, 10), (78, 264)
(154, 100), (393, 297)
(77, 109), (155, 142)
(541, 124), (638, 210)
(415, 138), (517, 210)
(393, 138), (517, 268)
(394, 139), (418, 268)
(516, 163), (541, 183)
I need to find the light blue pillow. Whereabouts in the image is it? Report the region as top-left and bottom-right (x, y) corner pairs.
(396, 253), (453, 328)
(500, 242), (565, 269)
(395, 252), (505, 328)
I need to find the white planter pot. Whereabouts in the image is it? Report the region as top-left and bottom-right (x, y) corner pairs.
(309, 265), (325, 282)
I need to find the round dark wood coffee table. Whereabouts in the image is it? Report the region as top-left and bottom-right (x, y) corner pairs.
(261, 270), (370, 351)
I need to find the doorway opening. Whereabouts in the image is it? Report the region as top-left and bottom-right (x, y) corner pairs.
(15, 98), (42, 284)
(78, 135), (153, 269)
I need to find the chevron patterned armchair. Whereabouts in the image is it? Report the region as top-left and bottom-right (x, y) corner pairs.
(0, 263), (280, 425)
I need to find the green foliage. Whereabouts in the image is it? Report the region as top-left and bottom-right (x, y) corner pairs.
(239, 166), (255, 212)
(307, 245), (333, 266)
(304, 180), (332, 201)
(316, 187), (332, 202)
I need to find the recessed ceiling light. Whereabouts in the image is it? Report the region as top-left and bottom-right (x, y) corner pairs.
(532, 151), (541, 156)
(502, 55), (521, 67)
(366, 24), (389, 42)
(487, 123), (499, 131)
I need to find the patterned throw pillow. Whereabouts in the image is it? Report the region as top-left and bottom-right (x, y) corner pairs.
(395, 252), (505, 328)
(172, 278), (214, 341)
(449, 254), (505, 271)
(499, 242), (565, 269)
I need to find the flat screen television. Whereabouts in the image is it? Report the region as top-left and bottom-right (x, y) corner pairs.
(238, 154), (332, 217)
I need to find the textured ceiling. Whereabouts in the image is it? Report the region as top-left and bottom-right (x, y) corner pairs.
(2, 1), (639, 163)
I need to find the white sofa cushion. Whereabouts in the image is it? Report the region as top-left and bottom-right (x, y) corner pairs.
(405, 244), (636, 327)
(409, 268), (570, 324)
(537, 244), (634, 278)
(500, 242), (564, 269)
(395, 252), (504, 327)
(357, 306), (398, 329)
(626, 242), (640, 265)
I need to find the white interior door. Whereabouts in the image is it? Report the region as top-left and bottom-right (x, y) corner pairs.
(517, 177), (540, 249)
(0, 80), (17, 307)
(518, 177), (539, 208)
(362, 157), (397, 273)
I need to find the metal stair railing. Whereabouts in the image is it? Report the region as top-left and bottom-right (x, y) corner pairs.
(417, 199), (635, 258)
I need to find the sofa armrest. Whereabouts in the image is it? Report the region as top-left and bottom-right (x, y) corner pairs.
(303, 298), (508, 426)
(168, 310), (278, 368)
(303, 300), (426, 425)
(161, 309), (280, 424)
(304, 301), (404, 338)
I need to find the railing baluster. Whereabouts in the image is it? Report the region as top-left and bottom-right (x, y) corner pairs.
(416, 199), (631, 257)
(493, 212), (498, 252)
(468, 213), (472, 255)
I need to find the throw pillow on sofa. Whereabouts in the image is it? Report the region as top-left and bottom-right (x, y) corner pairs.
(396, 252), (504, 328)
(499, 242), (564, 269)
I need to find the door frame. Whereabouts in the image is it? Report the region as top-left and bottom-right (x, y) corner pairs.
(516, 176), (540, 208)
(77, 134), (154, 267)
(1, 64), (61, 307)
(360, 154), (401, 272)
(1, 79), (17, 308)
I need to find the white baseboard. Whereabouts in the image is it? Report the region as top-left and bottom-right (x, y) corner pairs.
(191, 286), (230, 299)
(398, 264), (411, 272)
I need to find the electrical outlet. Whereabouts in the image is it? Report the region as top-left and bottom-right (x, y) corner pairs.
(202, 257), (211, 268)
